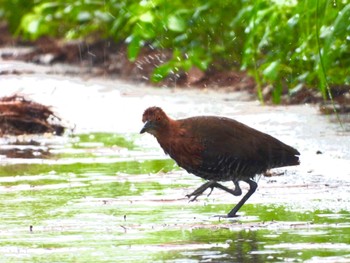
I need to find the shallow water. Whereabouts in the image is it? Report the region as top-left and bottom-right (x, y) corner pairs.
(0, 70), (350, 262)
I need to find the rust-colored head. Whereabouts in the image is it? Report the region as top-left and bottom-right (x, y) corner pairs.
(140, 107), (171, 136)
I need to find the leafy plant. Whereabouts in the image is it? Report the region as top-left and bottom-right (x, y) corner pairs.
(0, 0), (349, 102)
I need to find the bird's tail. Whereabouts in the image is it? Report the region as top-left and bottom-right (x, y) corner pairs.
(268, 143), (300, 168)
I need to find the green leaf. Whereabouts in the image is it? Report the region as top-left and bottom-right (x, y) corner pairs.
(77, 11), (91, 22)
(127, 35), (141, 62)
(263, 61), (280, 81)
(19, 13), (45, 40)
(34, 2), (60, 14)
(272, 81), (282, 104)
(330, 4), (350, 38)
(167, 15), (186, 32)
(26, 16), (40, 35)
(323, 4), (350, 65)
(139, 11), (154, 23)
(151, 63), (173, 82)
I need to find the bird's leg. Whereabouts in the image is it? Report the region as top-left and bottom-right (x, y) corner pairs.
(226, 179), (258, 218)
(231, 181), (242, 196)
(186, 180), (216, 202)
(187, 181), (242, 202)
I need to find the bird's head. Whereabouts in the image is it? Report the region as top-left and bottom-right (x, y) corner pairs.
(140, 107), (170, 136)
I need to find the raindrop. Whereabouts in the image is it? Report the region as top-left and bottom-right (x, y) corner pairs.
(154, 74), (162, 79)
(88, 51), (96, 58)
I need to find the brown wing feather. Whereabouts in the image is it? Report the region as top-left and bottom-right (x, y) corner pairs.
(180, 116), (299, 179)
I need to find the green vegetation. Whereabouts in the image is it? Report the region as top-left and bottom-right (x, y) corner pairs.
(73, 132), (137, 150)
(0, 0), (349, 101)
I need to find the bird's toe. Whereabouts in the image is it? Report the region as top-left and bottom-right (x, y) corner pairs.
(214, 214), (240, 219)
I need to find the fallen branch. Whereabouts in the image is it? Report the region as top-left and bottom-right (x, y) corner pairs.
(0, 95), (65, 136)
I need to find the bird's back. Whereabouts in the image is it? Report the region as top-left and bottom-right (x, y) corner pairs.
(177, 116), (299, 181)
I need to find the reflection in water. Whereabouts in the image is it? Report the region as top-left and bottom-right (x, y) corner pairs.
(149, 226), (294, 262)
(184, 230), (265, 263)
(203, 230), (265, 263)
(0, 140), (52, 159)
(147, 226), (272, 262)
(229, 230), (262, 263)
(0, 147), (51, 159)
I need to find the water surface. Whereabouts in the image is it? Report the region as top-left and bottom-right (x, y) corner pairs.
(0, 73), (350, 262)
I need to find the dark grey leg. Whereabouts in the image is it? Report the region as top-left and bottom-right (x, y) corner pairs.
(226, 179), (258, 217)
(231, 181), (242, 196)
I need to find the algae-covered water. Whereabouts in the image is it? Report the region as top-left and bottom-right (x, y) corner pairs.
(1, 133), (349, 263)
(0, 73), (350, 262)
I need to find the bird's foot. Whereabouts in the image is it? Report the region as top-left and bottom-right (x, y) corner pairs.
(186, 181), (215, 202)
(186, 193), (200, 202)
(186, 186), (214, 202)
(213, 214), (239, 218)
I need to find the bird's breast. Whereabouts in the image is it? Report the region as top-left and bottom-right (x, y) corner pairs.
(157, 135), (204, 170)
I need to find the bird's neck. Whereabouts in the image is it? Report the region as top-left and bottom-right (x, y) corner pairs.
(155, 119), (180, 151)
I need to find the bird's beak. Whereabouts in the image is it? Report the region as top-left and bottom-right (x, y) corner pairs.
(140, 121), (153, 134)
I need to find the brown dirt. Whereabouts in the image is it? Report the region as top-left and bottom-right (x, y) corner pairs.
(1, 22), (349, 112)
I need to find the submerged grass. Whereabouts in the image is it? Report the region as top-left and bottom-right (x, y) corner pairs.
(0, 132), (349, 262)
(73, 132), (138, 150)
(0, 159), (176, 178)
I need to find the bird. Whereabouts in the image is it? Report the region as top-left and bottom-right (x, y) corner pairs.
(140, 106), (300, 217)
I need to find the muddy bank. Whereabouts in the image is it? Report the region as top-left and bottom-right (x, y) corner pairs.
(1, 23), (349, 109)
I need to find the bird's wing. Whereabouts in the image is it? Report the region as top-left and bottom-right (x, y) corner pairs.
(182, 116), (299, 173)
